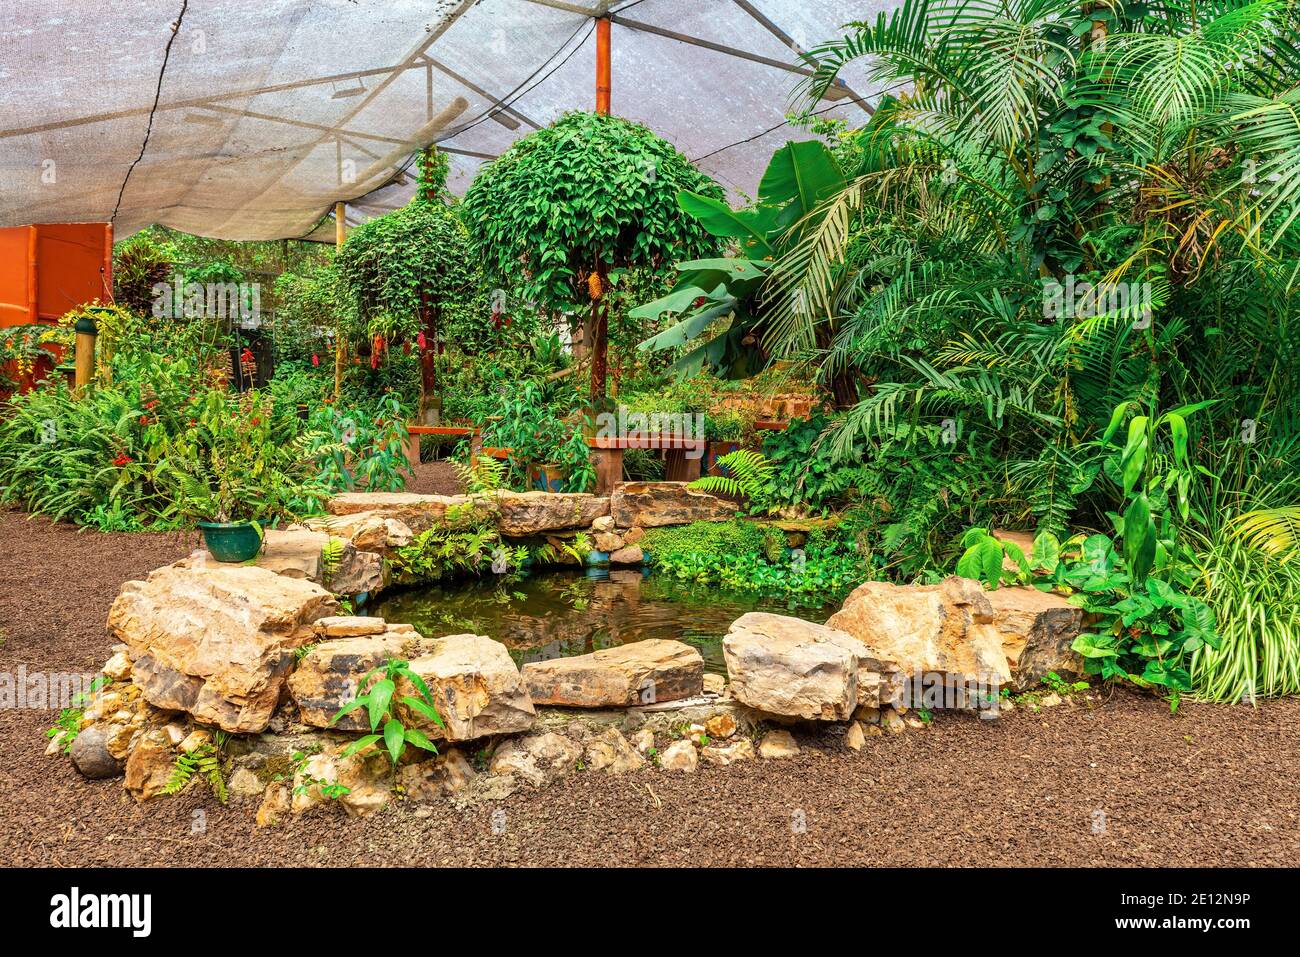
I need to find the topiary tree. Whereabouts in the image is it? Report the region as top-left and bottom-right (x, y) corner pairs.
(335, 150), (475, 418)
(461, 111), (723, 404)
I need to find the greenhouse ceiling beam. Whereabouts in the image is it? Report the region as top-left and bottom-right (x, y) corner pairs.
(523, 0), (613, 16)
(200, 105), (410, 146)
(233, 0), (479, 220)
(0, 61), (440, 141)
(731, 0), (873, 115)
(437, 146), (499, 160)
(605, 14), (861, 106)
(420, 56), (542, 132)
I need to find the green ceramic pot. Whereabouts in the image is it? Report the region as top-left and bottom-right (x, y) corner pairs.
(199, 520), (263, 562)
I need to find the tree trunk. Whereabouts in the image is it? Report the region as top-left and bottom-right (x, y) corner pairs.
(588, 263), (609, 408)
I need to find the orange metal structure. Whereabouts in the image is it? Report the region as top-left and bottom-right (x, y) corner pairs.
(0, 222), (113, 391)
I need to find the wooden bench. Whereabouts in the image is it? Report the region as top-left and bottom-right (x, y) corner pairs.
(403, 418), (793, 493)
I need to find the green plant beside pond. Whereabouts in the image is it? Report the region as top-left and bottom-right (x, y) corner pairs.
(641, 519), (866, 602)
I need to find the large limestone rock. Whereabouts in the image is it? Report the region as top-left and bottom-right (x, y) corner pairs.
(255, 528), (384, 597)
(398, 634), (536, 743)
(124, 729), (174, 802)
(108, 562), (338, 733)
(522, 639), (703, 707)
(253, 528), (332, 582)
(329, 549), (385, 597)
(722, 613), (874, 721)
(985, 586), (1084, 690)
(494, 492), (610, 536)
(826, 576), (1012, 698)
(610, 482), (735, 528)
(287, 630), (411, 730)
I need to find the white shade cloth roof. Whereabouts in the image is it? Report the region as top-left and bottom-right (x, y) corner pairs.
(0, 0), (888, 241)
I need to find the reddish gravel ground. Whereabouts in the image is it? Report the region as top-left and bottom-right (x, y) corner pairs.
(402, 459), (464, 496)
(2, 505), (1298, 868)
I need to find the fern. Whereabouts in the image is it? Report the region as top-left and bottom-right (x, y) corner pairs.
(453, 455), (506, 494)
(689, 450), (775, 512)
(320, 536), (346, 585)
(162, 743), (228, 803)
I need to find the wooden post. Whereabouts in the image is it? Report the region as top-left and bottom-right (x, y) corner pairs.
(73, 313), (97, 395)
(589, 17), (612, 408)
(102, 222), (114, 302)
(332, 201), (346, 399)
(596, 16), (611, 114)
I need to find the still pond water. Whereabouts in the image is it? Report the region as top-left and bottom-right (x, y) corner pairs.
(371, 569), (834, 675)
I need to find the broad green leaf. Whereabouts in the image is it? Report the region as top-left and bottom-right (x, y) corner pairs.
(758, 141), (846, 221)
(1100, 401), (1133, 444)
(401, 695), (447, 729)
(329, 697), (366, 726)
(677, 191), (774, 256)
(1122, 494), (1157, 583)
(1165, 412), (1188, 468)
(367, 678), (394, 731)
(403, 726), (440, 754)
(383, 718), (405, 765)
(1120, 416), (1149, 495)
(1072, 634), (1119, 658)
(1030, 531), (1061, 573)
(340, 733), (381, 758)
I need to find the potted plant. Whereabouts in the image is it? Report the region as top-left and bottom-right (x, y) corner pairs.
(703, 408), (751, 477)
(482, 382), (594, 493)
(161, 393), (302, 562)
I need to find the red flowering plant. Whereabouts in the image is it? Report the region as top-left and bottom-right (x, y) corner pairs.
(155, 389), (327, 525)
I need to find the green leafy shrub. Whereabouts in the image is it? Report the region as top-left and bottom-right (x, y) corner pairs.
(334, 195), (476, 343)
(463, 111), (723, 318)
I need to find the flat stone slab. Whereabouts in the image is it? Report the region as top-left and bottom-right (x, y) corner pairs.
(313, 616), (387, 637)
(327, 492), (461, 517)
(522, 639), (703, 707)
(610, 482), (734, 528)
(494, 492), (610, 537)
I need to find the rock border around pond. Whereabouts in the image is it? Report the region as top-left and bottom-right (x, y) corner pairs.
(49, 487), (1088, 821)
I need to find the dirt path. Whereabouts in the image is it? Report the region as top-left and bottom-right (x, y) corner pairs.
(2, 508), (1297, 867)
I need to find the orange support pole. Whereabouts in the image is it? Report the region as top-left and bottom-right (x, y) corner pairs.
(26, 226), (37, 323)
(588, 16), (612, 408)
(595, 16), (611, 114)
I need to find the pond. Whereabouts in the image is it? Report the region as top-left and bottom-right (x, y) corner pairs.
(370, 568), (836, 675)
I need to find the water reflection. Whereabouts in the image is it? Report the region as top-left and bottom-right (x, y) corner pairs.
(371, 568), (834, 675)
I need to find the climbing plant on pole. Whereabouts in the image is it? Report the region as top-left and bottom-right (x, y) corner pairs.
(461, 111), (723, 406)
(334, 148), (475, 419)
